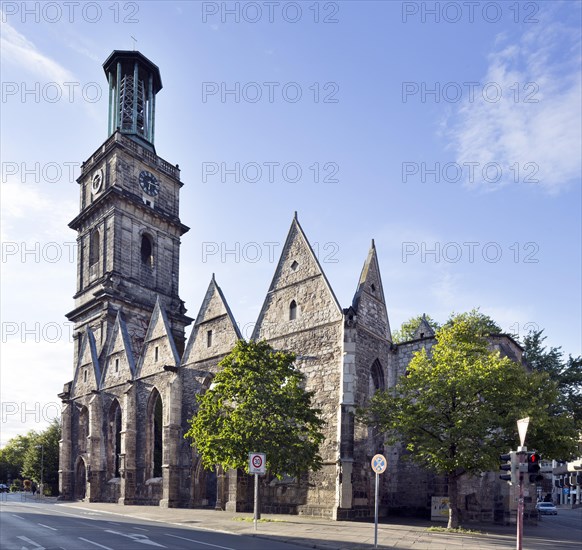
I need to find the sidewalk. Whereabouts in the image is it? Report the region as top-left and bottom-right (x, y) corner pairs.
(55, 499), (520, 549)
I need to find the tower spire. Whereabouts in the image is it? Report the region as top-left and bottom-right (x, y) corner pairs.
(103, 50), (162, 149)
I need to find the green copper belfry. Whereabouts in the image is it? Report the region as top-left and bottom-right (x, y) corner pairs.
(103, 50), (162, 148)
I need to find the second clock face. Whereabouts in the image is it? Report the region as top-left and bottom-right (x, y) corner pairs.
(139, 170), (160, 196)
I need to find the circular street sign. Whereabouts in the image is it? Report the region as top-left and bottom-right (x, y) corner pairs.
(371, 454), (387, 474)
(252, 455), (263, 469)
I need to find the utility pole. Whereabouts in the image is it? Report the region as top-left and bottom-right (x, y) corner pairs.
(515, 417), (530, 550)
(516, 446), (526, 550)
(36, 444), (44, 498)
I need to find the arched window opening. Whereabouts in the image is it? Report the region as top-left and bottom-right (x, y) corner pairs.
(108, 400), (122, 477)
(141, 234), (154, 266)
(78, 406), (89, 453)
(153, 395), (162, 477)
(147, 389), (163, 479)
(89, 230), (100, 266)
(371, 359), (385, 392)
(289, 300), (297, 321)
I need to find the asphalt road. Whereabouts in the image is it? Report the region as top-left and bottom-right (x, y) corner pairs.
(1, 491), (581, 550)
(0, 494), (305, 550)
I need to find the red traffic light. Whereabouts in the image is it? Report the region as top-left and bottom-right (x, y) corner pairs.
(529, 452), (541, 464)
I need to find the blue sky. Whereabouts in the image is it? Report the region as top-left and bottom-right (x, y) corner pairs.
(1, 1), (581, 445)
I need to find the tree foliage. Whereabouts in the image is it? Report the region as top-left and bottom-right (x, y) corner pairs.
(362, 310), (577, 528)
(0, 419), (61, 495)
(0, 433), (33, 483)
(523, 329), (582, 429)
(21, 420), (61, 494)
(184, 340), (325, 478)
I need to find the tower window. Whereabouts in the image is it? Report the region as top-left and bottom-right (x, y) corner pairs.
(155, 346), (159, 362)
(141, 234), (154, 266)
(115, 358), (119, 373)
(291, 260), (299, 271)
(89, 230), (100, 266)
(207, 330), (213, 348)
(83, 369), (88, 383)
(289, 300), (298, 321)
(370, 283), (376, 293)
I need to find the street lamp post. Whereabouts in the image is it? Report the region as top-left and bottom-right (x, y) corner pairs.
(36, 445), (44, 498)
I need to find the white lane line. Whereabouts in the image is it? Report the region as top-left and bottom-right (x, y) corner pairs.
(17, 535), (45, 549)
(165, 534), (236, 550)
(12, 514), (25, 519)
(79, 537), (114, 550)
(107, 521), (120, 525)
(38, 523), (58, 531)
(104, 529), (166, 547)
(134, 527), (149, 531)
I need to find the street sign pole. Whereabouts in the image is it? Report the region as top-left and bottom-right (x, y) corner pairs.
(254, 472), (258, 532)
(370, 454), (387, 549)
(374, 471), (379, 548)
(249, 452), (266, 532)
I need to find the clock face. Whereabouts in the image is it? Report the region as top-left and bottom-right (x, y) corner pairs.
(91, 169), (103, 194)
(139, 170), (160, 196)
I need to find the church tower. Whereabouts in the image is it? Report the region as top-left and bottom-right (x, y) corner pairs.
(66, 50), (191, 358)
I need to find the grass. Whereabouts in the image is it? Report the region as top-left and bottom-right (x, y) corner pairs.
(232, 517), (285, 523)
(427, 526), (487, 535)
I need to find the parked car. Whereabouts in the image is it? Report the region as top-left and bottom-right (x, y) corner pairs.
(0, 484), (8, 493)
(535, 502), (558, 515)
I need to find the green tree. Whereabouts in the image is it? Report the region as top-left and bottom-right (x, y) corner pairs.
(21, 419), (61, 495)
(391, 314), (440, 343)
(362, 310), (576, 529)
(523, 329), (582, 429)
(0, 433), (34, 484)
(184, 340), (325, 478)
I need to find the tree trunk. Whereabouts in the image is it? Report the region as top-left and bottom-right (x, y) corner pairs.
(447, 474), (460, 529)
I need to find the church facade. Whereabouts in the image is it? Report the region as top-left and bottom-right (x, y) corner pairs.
(58, 50), (524, 521)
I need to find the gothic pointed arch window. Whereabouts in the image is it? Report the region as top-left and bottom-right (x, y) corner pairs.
(147, 388), (163, 479)
(371, 359), (385, 392)
(108, 400), (122, 477)
(289, 300), (298, 321)
(89, 230), (100, 266)
(77, 405), (89, 453)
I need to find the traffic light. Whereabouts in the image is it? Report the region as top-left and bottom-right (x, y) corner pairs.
(500, 451), (517, 484)
(527, 451), (543, 483)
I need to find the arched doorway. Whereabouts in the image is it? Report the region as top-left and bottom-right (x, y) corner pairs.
(75, 458), (86, 500)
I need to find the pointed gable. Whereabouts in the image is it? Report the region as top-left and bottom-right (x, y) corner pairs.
(100, 312), (136, 388)
(412, 314), (435, 339)
(136, 297), (180, 378)
(253, 214), (342, 341)
(351, 240), (392, 341)
(182, 275), (242, 366)
(71, 327), (100, 396)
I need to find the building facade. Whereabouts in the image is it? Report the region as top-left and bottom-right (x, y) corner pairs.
(59, 50), (525, 521)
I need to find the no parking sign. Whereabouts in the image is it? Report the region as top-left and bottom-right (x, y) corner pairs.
(249, 452), (266, 475)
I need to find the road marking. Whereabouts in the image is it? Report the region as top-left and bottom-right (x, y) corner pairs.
(17, 536), (45, 549)
(104, 529), (166, 547)
(165, 534), (236, 550)
(38, 523), (57, 531)
(108, 521), (120, 525)
(134, 527), (149, 531)
(12, 514), (25, 519)
(79, 537), (114, 550)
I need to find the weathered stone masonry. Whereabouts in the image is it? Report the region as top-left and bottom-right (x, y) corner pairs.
(59, 50), (525, 522)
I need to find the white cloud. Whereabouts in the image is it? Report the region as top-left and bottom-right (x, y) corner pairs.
(445, 18), (581, 193)
(0, 19), (75, 84)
